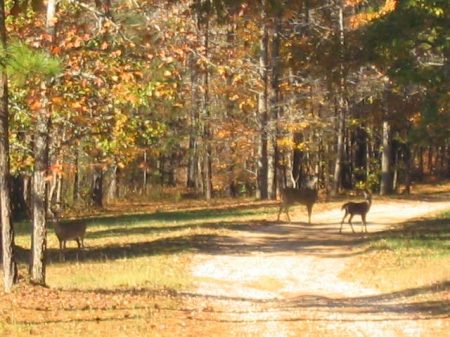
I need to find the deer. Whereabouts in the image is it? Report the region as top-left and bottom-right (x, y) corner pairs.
(277, 187), (318, 224)
(339, 190), (372, 233)
(49, 206), (87, 259)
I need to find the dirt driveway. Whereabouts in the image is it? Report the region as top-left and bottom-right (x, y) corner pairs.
(188, 197), (450, 337)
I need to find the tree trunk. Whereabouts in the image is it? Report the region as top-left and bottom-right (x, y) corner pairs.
(73, 142), (81, 202)
(30, 0), (58, 285)
(225, 24), (237, 197)
(427, 146), (433, 175)
(11, 175), (28, 220)
(332, 1), (347, 196)
(142, 150), (148, 195)
(292, 132), (304, 187)
(105, 164), (117, 204)
(380, 119), (393, 195)
(268, 8), (282, 200)
(418, 146), (424, 179)
(30, 84), (50, 285)
(199, 9), (212, 200)
(445, 143), (450, 178)
(0, 0), (17, 292)
(92, 166), (103, 207)
(404, 144), (413, 194)
(256, 0), (269, 199)
(187, 1), (201, 191)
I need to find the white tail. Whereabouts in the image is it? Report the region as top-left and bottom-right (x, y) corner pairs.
(277, 187), (318, 224)
(339, 190), (372, 233)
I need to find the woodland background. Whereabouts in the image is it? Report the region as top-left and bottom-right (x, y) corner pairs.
(0, 0), (449, 291)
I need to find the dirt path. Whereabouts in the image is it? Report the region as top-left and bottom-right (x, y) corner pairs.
(188, 198), (450, 337)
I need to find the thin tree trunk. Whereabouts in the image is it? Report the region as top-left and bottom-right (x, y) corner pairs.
(225, 24), (236, 197)
(92, 166), (104, 207)
(73, 142), (81, 202)
(393, 147), (399, 192)
(404, 144), (413, 194)
(187, 1), (201, 191)
(256, 0), (269, 199)
(268, 8), (282, 200)
(0, 0), (17, 292)
(56, 172), (62, 204)
(445, 142), (450, 178)
(332, 1), (347, 196)
(427, 146), (433, 175)
(30, 0), (57, 285)
(142, 150), (147, 195)
(380, 119), (393, 195)
(31, 83), (50, 285)
(105, 164), (117, 204)
(418, 146), (424, 179)
(292, 132), (304, 187)
(201, 14), (212, 200)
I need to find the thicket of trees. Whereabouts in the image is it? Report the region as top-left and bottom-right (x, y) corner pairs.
(0, 0), (449, 290)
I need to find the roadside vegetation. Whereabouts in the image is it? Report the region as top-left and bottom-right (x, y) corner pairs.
(345, 211), (450, 293)
(12, 201), (276, 290)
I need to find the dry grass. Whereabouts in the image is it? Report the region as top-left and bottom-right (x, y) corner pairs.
(344, 210), (450, 293)
(2, 183), (449, 337)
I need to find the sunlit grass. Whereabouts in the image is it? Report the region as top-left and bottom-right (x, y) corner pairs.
(368, 211), (450, 259)
(12, 203), (276, 291)
(345, 211), (450, 292)
(47, 254), (191, 290)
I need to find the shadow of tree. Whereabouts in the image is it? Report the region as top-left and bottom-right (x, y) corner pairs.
(14, 221), (373, 265)
(13, 202), (449, 273)
(14, 280), (449, 325)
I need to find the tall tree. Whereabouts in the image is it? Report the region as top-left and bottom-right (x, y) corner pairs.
(30, 0), (58, 285)
(198, 1), (213, 200)
(256, 0), (269, 199)
(267, 5), (282, 200)
(332, 0), (347, 195)
(0, 0), (17, 292)
(380, 82), (394, 195)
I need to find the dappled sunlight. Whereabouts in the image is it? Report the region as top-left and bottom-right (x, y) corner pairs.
(3, 187), (450, 337)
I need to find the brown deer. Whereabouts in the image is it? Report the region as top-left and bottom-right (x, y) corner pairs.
(50, 207), (87, 256)
(277, 187), (318, 224)
(339, 190), (372, 233)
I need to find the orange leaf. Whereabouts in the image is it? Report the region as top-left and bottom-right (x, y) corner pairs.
(30, 100), (42, 111)
(51, 96), (64, 105)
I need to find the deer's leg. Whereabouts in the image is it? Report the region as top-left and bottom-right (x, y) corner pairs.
(361, 214), (368, 233)
(76, 238), (81, 249)
(339, 211), (348, 233)
(307, 204), (313, 224)
(277, 204), (283, 221)
(59, 240), (65, 262)
(348, 214), (356, 233)
(285, 206), (291, 223)
(339, 211), (347, 233)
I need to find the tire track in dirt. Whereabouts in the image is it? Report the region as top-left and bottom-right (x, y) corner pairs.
(189, 199), (450, 336)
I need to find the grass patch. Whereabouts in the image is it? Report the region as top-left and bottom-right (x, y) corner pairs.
(344, 211), (450, 292)
(369, 212), (450, 258)
(47, 254), (191, 290)
(12, 203), (275, 291)
(2, 202), (277, 337)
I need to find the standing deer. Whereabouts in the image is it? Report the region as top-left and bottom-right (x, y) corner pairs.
(277, 187), (318, 224)
(50, 207), (87, 258)
(339, 190), (372, 233)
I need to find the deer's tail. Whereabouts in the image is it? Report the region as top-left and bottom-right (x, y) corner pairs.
(341, 202), (350, 211)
